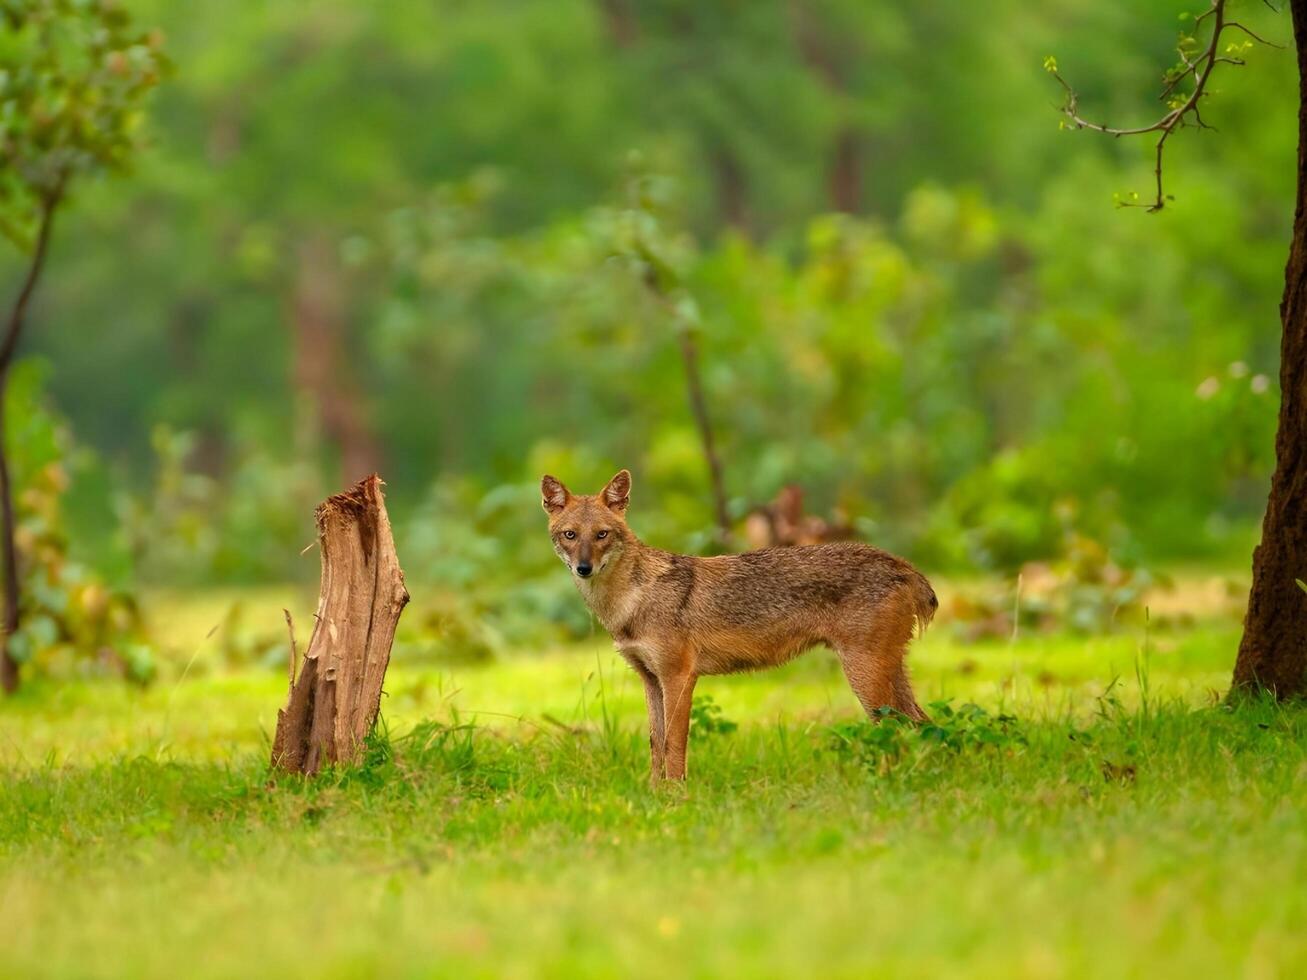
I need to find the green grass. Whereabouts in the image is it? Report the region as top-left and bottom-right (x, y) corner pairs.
(1, 584), (1303, 978)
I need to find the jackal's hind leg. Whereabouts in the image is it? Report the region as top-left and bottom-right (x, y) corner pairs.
(834, 595), (923, 723)
(833, 640), (897, 720)
(891, 660), (928, 723)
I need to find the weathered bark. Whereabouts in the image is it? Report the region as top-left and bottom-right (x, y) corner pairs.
(1231, 0), (1307, 698)
(0, 182), (64, 694)
(271, 474), (409, 774)
(289, 236), (382, 485)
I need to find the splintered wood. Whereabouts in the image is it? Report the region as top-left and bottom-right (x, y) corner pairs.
(271, 474), (409, 774)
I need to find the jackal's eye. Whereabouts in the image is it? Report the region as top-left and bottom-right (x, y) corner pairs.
(563, 530), (576, 540)
(596, 530), (608, 540)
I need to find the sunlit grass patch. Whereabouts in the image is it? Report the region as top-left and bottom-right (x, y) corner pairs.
(0, 579), (1291, 977)
(1, 692), (1305, 977)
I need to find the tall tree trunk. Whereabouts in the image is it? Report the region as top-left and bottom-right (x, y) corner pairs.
(1231, 0), (1307, 698)
(289, 236), (382, 485)
(0, 184), (63, 694)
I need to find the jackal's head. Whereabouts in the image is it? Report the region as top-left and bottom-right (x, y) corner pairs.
(540, 470), (631, 580)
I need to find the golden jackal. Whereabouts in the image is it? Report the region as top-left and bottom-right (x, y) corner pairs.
(541, 470), (937, 781)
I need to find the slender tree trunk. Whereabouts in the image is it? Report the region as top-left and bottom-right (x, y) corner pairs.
(0, 185), (63, 694)
(1231, 0), (1307, 698)
(676, 327), (731, 546)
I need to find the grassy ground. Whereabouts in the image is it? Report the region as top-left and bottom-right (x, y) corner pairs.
(2, 580), (1304, 978)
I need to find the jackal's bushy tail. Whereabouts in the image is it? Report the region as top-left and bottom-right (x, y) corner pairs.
(911, 573), (939, 636)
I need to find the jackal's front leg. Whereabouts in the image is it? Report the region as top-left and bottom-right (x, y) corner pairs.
(640, 671), (666, 781)
(661, 671), (697, 781)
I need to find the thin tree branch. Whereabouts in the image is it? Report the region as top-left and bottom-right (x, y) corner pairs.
(1046, 0), (1279, 211)
(1, 176), (66, 373)
(1226, 21), (1284, 45)
(283, 608), (299, 693)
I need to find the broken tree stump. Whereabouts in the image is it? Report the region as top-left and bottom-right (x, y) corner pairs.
(271, 474), (409, 775)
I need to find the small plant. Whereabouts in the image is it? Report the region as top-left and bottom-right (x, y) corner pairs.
(827, 708), (915, 772)
(1094, 676), (1126, 723)
(690, 694), (738, 737)
(918, 701), (1026, 751)
(332, 717), (397, 791)
(828, 701), (1026, 774)
(397, 718), (480, 778)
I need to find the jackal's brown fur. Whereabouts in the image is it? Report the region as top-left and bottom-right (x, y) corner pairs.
(542, 470), (938, 781)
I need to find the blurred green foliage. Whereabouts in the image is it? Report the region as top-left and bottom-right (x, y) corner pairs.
(0, 1), (1293, 614)
(0, 0), (168, 242)
(3, 363), (151, 681)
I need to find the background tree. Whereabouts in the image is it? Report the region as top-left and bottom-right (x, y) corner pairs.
(1235, 0), (1307, 696)
(1049, 0), (1306, 697)
(0, 0), (166, 691)
(1, 0), (1295, 623)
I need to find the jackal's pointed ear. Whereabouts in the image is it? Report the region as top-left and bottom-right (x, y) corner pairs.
(541, 475), (570, 515)
(601, 469), (631, 515)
